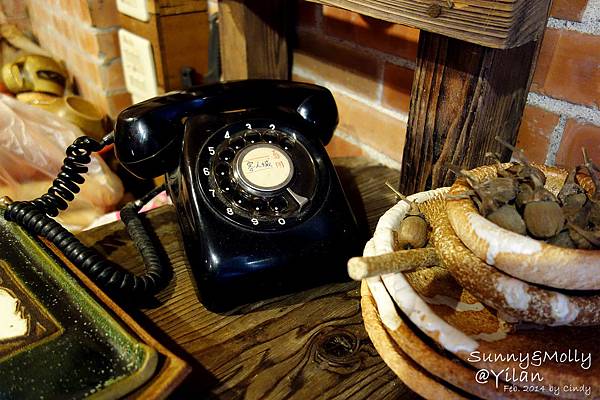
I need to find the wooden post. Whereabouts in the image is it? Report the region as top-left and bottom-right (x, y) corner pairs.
(398, 32), (541, 194)
(218, 0), (291, 80)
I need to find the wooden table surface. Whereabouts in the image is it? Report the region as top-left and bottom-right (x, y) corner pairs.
(77, 158), (418, 399)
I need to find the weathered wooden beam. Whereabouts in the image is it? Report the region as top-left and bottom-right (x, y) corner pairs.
(218, 0), (291, 80)
(308, 0), (551, 49)
(398, 31), (542, 194)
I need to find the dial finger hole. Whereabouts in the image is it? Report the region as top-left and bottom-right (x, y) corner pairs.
(250, 197), (268, 213)
(244, 130), (261, 144)
(215, 162), (230, 177)
(229, 137), (245, 151)
(219, 148), (235, 162)
(232, 192), (250, 208)
(217, 178), (233, 193)
(269, 196), (288, 213)
(262, 131), (279, 144)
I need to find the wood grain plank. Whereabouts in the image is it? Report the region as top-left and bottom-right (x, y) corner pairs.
(218, 0), (291, 80)
(146, 0), (207, 15)
(398, 31), (542, 194)
(308, 0), (551, 48)
(77, 159), (407, 399)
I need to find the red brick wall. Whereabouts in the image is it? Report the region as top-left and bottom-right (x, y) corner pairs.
(294, 2), (600, 171)
(24, 0), (131, 118)
(0, 0), (30, 31)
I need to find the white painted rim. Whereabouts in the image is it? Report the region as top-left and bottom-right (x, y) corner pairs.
(364, 187), (479, 354)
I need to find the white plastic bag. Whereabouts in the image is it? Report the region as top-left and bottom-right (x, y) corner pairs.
(0, 93), (124, 230)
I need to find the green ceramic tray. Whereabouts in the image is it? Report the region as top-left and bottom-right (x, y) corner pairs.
(0, 205), (157, 399)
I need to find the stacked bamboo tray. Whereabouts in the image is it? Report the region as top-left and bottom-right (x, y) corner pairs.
(361, 179), (599, 399)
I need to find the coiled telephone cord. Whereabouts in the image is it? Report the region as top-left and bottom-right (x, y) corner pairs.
(4, 133), (168, 296)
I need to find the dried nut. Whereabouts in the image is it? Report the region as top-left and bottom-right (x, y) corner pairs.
(524, 201), (565, 239)
(385, 183), (430, 250)
(487, 204), (526, 235)
(394, 215), (429, 249)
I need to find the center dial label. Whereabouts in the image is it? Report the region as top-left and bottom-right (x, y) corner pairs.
(234, 143), (294, 193)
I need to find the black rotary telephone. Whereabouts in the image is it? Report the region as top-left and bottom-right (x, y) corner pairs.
(5, 80), (362, 310)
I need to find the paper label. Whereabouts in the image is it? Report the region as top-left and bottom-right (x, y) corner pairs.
(116, 0), (150, 22)
(118, 29), (158, 101)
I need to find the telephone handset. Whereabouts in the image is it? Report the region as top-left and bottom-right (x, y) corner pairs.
(5, 80), (361, 310)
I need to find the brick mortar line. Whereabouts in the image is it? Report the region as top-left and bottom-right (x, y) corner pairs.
(39, 1), (120, 32)
(547, 17), (600, 36)
(293, 64), (409, 122)
(294, 66), (405, 170)
(544, 115), (567, 165)
(334, 130), (402, 170)
(41, 24), (122, 66)
(527, 93), (600, 126)
(297, 25), (417, 70)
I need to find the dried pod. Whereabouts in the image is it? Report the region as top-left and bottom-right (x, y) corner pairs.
(523, 201), (565, 239)
(583, 148), (600, 195)
(385, 182), (430, 250)
(586, 205), (600, 228)
(495, 136), (546, 189)
(481, 177), (519, 204)
(485, 151), (502, 165)
(518, 165), (547, 189)
(515, 184), (534, 211)
(582, 149), (600, 226)
(567, 222), (600, 249)
(486, 204), (526, 235)
(558, 168), (586, 204)
(471, 195), (484, 215)
(529, 187), (558, 203)
(516, 184), (558, 218)
(562, 192), (588, 219)
(547, 230), (576, 249)
(452, 166), (517, 216)
(506, 163), (524, 177)
(558, 167), (588, 220)
(569, 200), (592, 230)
